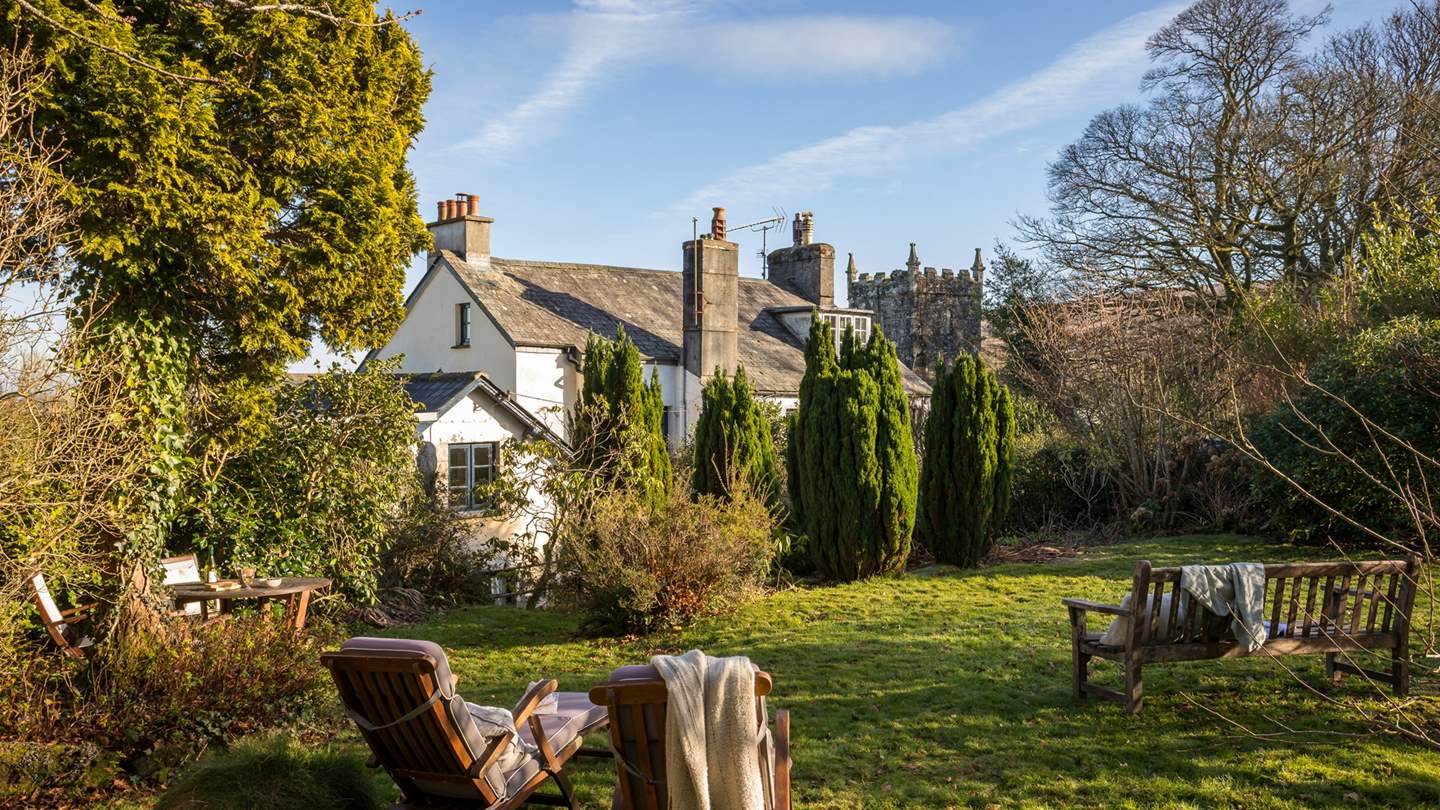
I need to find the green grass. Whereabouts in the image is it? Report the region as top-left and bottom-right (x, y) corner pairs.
(149, 533), (1438, 809)
(153, 732), (387, 810)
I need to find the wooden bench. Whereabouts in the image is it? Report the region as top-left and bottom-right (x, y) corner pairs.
(1063, 557), (1421, 714)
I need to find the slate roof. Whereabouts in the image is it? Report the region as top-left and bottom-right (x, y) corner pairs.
(442, 252), (930, 396)
(397, 370), (567, 449)
(399, 371), (479, 413)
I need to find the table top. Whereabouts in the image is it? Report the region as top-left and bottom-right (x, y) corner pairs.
(169, 576), (330, 602)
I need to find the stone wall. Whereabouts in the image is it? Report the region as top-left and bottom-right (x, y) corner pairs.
(848, 245), (983, 381)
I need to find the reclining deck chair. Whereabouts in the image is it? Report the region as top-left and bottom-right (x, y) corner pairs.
(28, 573), (97, 659)
(322, 638), (608, 809)
(588, 663), (792, 810)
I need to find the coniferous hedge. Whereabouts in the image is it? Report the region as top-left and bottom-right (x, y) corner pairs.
(573, 325), (671, 507)
(790, 315), (917, 580)
(692, 366), (781, 508)
(918, 353), (1016, 566)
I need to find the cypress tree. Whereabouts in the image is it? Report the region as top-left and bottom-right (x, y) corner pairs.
(573, 325), (671, 505)
(692, 366), (780, 508)
(793, 315), (918, 581)
(858, 327), (919, 575)
(918, 353), (1014, 566)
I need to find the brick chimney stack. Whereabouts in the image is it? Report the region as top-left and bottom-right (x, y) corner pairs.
(428, 193), (492, 270)
(683, 207), (740, 383)
(767, 210), (833, 307)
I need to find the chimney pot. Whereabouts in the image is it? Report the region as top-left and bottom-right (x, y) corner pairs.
(711, 207), (726, 241)
(436, 200), (446, 221)
(465, 194), (479, 216)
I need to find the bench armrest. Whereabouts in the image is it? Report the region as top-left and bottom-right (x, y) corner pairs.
(1062, 598), (1130, 616)
(62, 602), (98, 619)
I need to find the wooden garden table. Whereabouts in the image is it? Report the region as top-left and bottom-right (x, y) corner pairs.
(168, 577), (330, 629)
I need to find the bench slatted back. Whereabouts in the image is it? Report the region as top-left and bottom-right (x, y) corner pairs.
(1126, 558), (1420, 648)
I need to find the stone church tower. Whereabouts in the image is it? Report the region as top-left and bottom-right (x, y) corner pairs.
(847, 243), (984, 382)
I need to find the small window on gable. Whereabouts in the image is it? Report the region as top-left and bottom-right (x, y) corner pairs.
(455, 302), (472, 347)
(447, 441), (497, 510)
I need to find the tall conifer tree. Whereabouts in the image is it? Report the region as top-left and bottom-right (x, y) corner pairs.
(918, 354), (1015, 566)
(573, 326), (671, 507)
(791, 315), (917, 580)
(692, 366), (780, 507)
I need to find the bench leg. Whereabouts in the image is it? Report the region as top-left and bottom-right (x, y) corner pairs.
(1325, 652), (1340, 684)
(1123, 655), (1143, 715)
(1073, 649), (1091, 700)
(1393, 648), (1410, 697)
(1068, 606), (1089, 700)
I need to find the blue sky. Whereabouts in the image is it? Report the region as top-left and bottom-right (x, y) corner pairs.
(305, 0), (1408, 367)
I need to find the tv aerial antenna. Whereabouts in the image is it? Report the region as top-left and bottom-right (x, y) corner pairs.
(727, 208), (787, 278)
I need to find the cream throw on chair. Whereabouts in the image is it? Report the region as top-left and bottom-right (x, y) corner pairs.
(650, 650), (766, 810)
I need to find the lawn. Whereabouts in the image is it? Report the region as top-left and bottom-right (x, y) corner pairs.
(155, 533), (1439, 809)
(348, 533), (1437, 808)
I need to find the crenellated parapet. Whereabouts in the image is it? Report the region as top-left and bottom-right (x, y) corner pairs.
(846, 243), (985, 382)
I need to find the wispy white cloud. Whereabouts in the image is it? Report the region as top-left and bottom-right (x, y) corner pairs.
(457, 3), (955, 157)
(662, 4), (1187, 217)
(458, 1), (699, 155)
(673, 16), (954, 79)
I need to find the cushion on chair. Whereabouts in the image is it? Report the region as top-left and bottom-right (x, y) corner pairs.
(516, 691), (608, 754)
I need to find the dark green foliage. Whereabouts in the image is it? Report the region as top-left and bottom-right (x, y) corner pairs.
(174, 361), (418, 605)
(791, 316), (917, 581)
(572, 326), (671, 508)
(918, 354), (1015, 566)
(156, 732), (384, 810)
(1249, 315), (1440, 546)
(692, 366), (781, 508)
(12, 2), (431, 434)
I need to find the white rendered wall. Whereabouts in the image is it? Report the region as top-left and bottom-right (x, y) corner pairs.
(514, 346), (573, 438)
(418, 391), (552, 575)
(375, 263), (515, 391)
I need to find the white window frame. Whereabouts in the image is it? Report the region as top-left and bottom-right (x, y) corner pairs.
(447, 441), (497, 510)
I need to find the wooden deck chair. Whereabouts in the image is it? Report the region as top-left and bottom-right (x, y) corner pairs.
(28, 573), (97, 659)
(587, 664), (792, 810)
(321, 637), (608, 809)
(161, 553), (204, 618)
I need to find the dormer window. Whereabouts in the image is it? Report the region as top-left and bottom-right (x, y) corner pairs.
(455, 302), (471, 347)
(822, 312), (871, 349)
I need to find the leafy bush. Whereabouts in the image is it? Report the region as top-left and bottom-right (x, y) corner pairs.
(0, 616), (333, 783)
(156, 732), (384, 810)
(995, 392), (1115, 534)
(379, 485), (486, 604)
(559, 482), (775, 634)
(175, 361), (419, 604)
(1249, 315), (1440, 545)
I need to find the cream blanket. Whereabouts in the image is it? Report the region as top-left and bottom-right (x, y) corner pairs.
(650, 650), (765, 810)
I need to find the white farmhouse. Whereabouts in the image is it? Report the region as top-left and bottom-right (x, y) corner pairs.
(368, 195), (929, 558)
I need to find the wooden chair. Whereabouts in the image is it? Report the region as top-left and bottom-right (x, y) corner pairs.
(588, 664), (792, 810)
(1063, 556), (1422, 714)
(321, 637), (608, 809)
(161, 553), (204, 618)
(28, 573), (97, 659)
